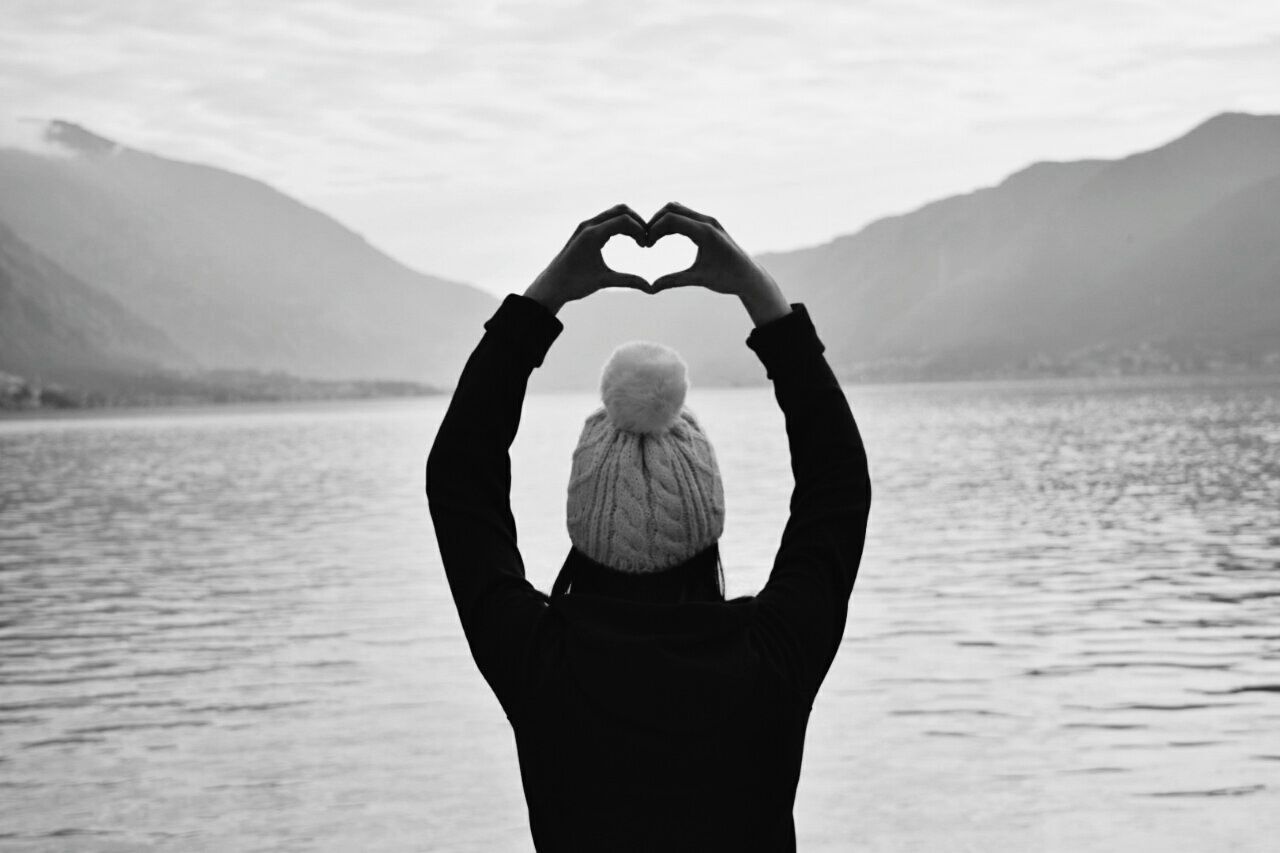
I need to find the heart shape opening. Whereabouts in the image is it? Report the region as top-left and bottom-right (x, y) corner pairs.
(602, 233), (696, 285)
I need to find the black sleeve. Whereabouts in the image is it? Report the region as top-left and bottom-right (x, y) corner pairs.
(425, 293), (563, 715)
(747, 304), (873, 705)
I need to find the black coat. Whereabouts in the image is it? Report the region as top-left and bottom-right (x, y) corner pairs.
(427, 294), (872, 852)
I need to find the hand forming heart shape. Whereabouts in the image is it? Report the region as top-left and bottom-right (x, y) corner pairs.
(601, 232), (697, 285)
(524, 201), (782, 317)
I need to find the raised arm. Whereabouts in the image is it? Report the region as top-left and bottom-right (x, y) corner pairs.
(425, 293), (559, 716)
(646, 202), (873, 703)
(747, 301), (870, 703)
(425, 204), (648, 713)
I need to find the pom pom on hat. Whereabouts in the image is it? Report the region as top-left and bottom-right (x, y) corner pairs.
(600, 341), (688, 435)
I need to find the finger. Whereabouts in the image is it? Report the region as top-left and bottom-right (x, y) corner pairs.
(576, 204), (646, 238)
(600, 272), (651, 293)
(667, 201), (722, 231)
(607, 204), (647, 232)
(644, 201), (680, 231)
(651, 269), (699, 293)
(581, 204), (636, 229)
(583, 211), (647, 247)
(646, 201), (722, 233)
(646, 210), (712, 245)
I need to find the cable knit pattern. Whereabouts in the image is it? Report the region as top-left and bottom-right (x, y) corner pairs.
(566, 350), (725, 574)
(645, 435), (689, 564)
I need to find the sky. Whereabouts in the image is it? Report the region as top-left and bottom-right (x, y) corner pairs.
(2, 0), (1279, 295)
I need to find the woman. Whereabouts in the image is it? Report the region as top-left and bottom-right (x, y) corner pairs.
(426, 201), (872, 852)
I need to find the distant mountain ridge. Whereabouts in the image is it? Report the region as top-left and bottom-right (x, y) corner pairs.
(0, 120), (497, 387)
(2, 113), (1278, 401)
(0, 217), (441, 408)
(541, 111), (1280, 388)
(0, 218), (189, 382)
(768, 112), (1280, 375)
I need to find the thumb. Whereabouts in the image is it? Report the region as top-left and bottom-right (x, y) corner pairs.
(651, 270), (698, 293)
(604, 272), (652, 293)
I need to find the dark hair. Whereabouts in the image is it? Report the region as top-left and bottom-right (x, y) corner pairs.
(551, 543), (725, 603)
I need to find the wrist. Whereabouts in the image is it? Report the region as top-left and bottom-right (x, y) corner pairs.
(739, 274), (791, 327)
(523, 278), (567, 316)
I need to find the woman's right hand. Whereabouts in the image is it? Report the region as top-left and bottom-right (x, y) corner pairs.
(524, 204), (650, 315)
(644, 202), (792, 326)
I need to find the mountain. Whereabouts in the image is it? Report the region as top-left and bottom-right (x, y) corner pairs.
(0, 120), (497, 386)
(0, 218), (190, 385)
(3, 113), (1277, 399)
(542, 112), (1280, 388)
(0, 219), (444, 409)
(769, 111), (1280, 375)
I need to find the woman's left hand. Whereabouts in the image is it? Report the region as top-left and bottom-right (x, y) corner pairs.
(524, 204), (651, 314)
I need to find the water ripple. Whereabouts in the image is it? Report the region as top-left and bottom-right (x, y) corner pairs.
(3, 380), (1280, 850)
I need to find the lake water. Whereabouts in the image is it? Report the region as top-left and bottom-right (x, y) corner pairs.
(2, 375), (1279, 852)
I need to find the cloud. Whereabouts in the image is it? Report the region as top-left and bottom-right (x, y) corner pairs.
(1, 0), (1279, 293)
(0, 116), (76, 157)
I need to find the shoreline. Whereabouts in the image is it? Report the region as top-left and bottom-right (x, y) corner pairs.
(6, 369), (1280, 423)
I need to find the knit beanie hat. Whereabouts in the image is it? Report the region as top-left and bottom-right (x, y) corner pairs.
(566, 341), (725, 574)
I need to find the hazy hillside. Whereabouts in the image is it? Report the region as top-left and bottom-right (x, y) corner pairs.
(1122, 172), (1280, 347)
(0, 121), (497, 386)
(3, 113), (1277, 398)
(545, 112), (1280, 387)
(0, 219), (444, 409)
(0, 219), (189, 383)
